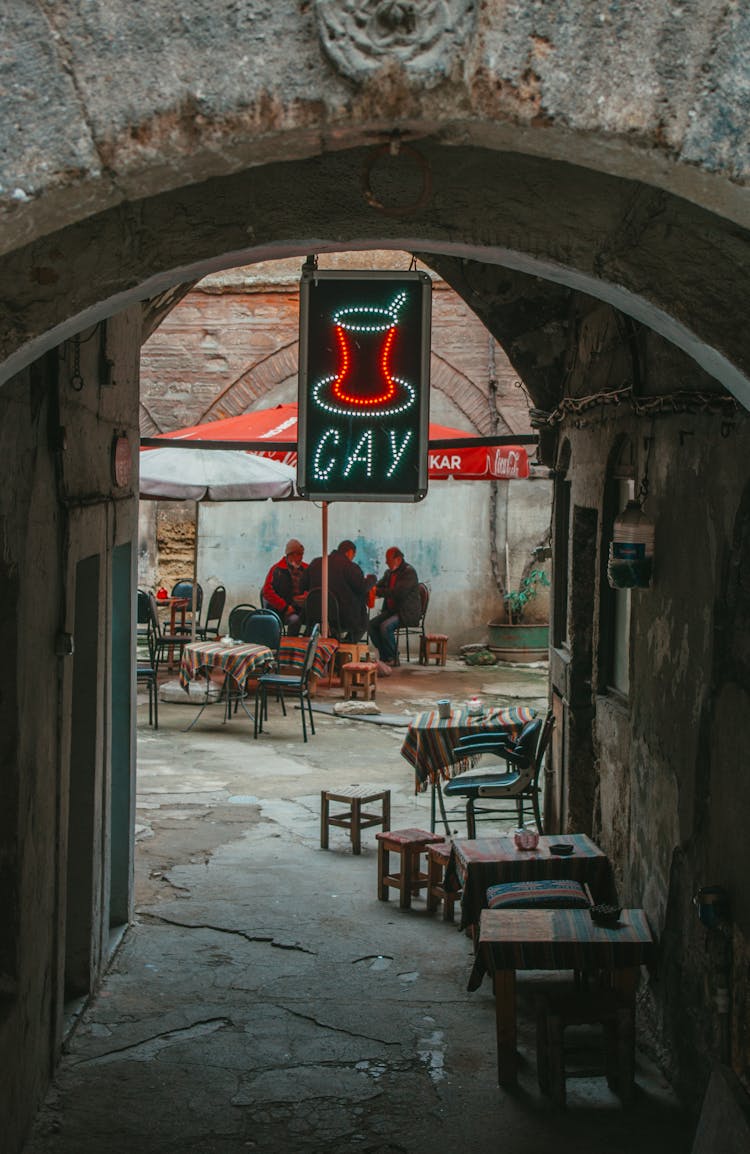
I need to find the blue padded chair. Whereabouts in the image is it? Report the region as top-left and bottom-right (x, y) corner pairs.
(254, 624), (319, 743)
(239, 608), (282, 657)
(227, 603), (257, 639)
(444, 711), (553, 836)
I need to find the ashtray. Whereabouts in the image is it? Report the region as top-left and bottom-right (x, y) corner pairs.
(590, 903), (622, 927)
(549, 842), (574, 855)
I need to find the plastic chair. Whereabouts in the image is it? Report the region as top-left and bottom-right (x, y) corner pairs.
(444, 711), (554, 836)
(302, 587), (342, 641)
(254, 624), (320, 743)
(395, 582), (429, 664)
(197, 584), (226, 640)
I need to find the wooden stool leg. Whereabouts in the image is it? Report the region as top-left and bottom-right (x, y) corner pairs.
(399, 846), (413, 909)
(320, 791), (330, 849)
(382, 791), (391, 834)
(547, 1011), (566, 1106)
(426, 853), (441, 913)
(377, 841), (389, 901)
(350, 797), (362, 855)
(536, 1002), (551, 1093)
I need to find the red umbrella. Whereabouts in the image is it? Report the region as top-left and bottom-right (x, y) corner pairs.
(153, 403), (530, 480)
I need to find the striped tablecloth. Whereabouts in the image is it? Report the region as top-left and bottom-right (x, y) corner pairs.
(479, 906), (654, 972)
(445, 833), (614, 932)
(179, 640), (274, 693)
(277, 636), (338, 680)
(400, 705), (537, 793)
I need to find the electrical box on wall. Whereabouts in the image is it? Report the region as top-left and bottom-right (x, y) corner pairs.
(297, 268), (431, 501)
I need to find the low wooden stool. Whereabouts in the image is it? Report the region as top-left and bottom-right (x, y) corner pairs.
(341, 661), (378, 700)
(331, 641), (370, 684)
(536, 988), (635, 1106)
(426, 839), (461, 922)
(320, 786), (390, 855)
(375, 827), (445, 909)
(419, 633), (448, 666)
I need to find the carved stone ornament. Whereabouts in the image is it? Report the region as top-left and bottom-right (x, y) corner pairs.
(315, 0), (476, 82)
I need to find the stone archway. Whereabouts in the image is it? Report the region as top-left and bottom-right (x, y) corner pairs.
(1, 143), (749, 409)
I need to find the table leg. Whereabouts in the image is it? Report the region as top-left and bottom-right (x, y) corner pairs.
(351, 797), (362, 855)
(493, 968), (518, 1086)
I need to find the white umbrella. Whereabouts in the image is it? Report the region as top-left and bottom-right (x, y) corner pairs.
(139, 446), (296, 501)
(139, 447), (297, 637)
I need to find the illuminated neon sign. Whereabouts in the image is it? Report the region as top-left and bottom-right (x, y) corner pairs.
(298, 269), (431, 501)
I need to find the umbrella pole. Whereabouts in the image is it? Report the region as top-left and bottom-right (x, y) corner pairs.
(322, 501), (329, 639)
(192, 500), (199, 643)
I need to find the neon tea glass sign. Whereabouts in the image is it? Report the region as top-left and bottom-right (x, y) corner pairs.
(298, 272), (431, 502)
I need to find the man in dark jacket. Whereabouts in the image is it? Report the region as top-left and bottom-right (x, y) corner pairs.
(368, 547), (421, 665)
(261, 538), (308, 635)
(301, 539), (375, 642)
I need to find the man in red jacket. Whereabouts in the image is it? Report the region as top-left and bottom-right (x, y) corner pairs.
(261, 539), (308, 635)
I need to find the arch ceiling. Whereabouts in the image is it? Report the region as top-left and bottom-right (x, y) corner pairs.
(1, 3), (748, 405)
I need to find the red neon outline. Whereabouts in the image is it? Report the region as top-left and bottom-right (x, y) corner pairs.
(330, 323), (399, 408)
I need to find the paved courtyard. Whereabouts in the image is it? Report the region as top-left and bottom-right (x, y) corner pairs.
(23, 659), (694, 1154)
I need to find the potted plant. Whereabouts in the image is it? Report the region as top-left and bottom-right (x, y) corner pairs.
(503, 568), (550, 625)
(488, 564), (550, 662)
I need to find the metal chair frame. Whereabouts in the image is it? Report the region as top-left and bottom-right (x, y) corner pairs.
(254, 624), (320, 743)
(395, 581), (429, 664)
(196, 584), (226, 640)
(444, 711), (554, 836)
(302, 587), (342, 641)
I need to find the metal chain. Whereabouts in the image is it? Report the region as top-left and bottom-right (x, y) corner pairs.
(70, 335), (84, 391)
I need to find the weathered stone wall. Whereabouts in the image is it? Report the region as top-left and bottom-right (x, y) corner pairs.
(544, 300), (750, 1100)
(0, 5), (748, 402)
(0, 309), (141, 1154)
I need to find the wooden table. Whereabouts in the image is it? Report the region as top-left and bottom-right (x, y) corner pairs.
(445, 833), (614, 936)
(399, 705), (537, 832)
(478, 907), (655, 1086)
(179, 640), (274, 727)
(277, 635), (338, 696)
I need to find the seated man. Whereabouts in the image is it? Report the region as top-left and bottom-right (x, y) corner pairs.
(368, 547), (421, 665)
(302, 539), (375, 642)
(261, 538), (308, 635)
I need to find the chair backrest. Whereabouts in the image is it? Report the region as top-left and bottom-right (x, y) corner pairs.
(300, 623), (320, 682)
(508, 717), (544, 769)
(417, 582), (429, 623)
(506, 711), (554, 781)
(172, 580), (203, 613)
(303, 588), (341, 640)
(239, 609), (282, 652)
(227, 603), (256, 637)
(147, 591), (164, 638)
(137, 588), (151, 625)
(203, 584), (226, 629)
(531, 710), (554, 782)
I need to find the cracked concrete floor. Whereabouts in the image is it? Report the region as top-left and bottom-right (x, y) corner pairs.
(23, 660), (694, 1153)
